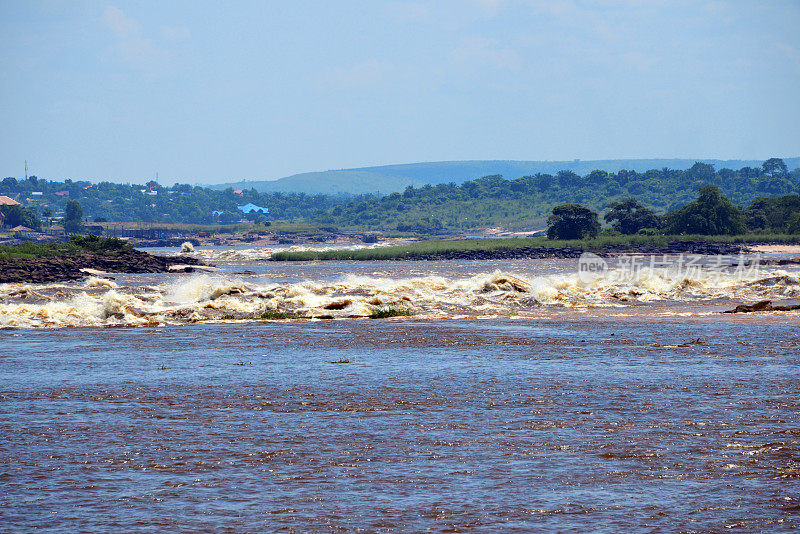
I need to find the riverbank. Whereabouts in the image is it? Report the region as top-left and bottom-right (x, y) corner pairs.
(0, 237), (206, 283)
(270, 234), (799, 261)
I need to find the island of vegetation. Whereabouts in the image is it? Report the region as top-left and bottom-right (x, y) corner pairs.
(272, 185), (799, 261)
(0, 235), (206, 284)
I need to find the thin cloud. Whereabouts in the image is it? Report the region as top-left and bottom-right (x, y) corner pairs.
(103, 5), (139, 38)
(161, 25), (191, 41)
(451, 37), (522, 70)
(102, 5), (167, 70)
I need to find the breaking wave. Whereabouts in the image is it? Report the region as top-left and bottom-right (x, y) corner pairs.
(2, 267), (800, 328)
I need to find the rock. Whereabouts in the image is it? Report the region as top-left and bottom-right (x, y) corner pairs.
(168, 264), (219, 273)
(0, 248), (213, 284)
(723, 300), (800, 313)
(80, 268), (112, 276)
(724, 300), (775, 313)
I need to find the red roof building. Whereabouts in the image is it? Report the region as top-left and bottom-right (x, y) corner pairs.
(0, 195), (21, 206)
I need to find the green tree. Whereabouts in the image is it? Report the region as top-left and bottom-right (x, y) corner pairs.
(64, 200), (84, 234)
(546, 204), (600, 240)
(604, 198), (660, 234)
(557, 170), (581, 188)
(587, 170), (609, 185)
(686, 162), (715, 183)
(744, 195), (800, 232)
(218, 210), (240, 224)
(663, 185), (746, 235)
(787, 213), (800, 234)
(0, 204), (41, 231)
(762, 158), (788, 178)
(1, 177), (18, 191)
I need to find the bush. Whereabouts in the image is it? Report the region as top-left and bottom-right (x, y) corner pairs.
(663, 185), (746, 235)
(69, 234), (132, 252)
(546, 204), (600, 240)
(369, 306), (412, 318)
(599, 228), (622, 237)
(258, 310), (296, 320)
(0, 204), (41, 231)
(787, 213), (800, 234)
(604, 198), (660, 235)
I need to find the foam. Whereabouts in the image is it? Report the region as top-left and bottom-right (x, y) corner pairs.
(1, 267), (798, 328)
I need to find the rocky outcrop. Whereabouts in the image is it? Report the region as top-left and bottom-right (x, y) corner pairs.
(723, 300), (800, 313)
(0, 248), (207, 284)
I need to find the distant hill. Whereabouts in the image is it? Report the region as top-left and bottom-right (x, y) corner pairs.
(212, 158), (800, 195)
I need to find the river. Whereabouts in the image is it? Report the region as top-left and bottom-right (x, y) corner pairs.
(1, 249), (799, 531)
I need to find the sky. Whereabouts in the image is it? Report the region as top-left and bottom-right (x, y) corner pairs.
(1, 0), (799, 185)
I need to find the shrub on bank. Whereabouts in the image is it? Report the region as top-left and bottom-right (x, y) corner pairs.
(369, 306), (412, 319)
(69, 234), (132, 253)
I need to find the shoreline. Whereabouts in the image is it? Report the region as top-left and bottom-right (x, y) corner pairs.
(270, 240), (757, 262)
(0, 248), (206, 284)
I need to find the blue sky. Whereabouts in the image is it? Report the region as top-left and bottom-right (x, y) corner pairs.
(1, 0), (798, 184)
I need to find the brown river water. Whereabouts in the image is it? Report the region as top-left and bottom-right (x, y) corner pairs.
(1, 250), (799, 531)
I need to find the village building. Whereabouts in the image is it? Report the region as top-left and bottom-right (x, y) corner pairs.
(237, 203), (268, 213)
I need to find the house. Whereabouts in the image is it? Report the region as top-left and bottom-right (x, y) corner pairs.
(237, 203), (268, 214)
(233, 190), (244, 196)
(0, 195), (21, 206)
(10, 225), (37, 235)
(54, 191), (70, 197)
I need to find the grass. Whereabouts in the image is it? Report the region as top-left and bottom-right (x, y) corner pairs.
(258, 310), (297, 320)
(270, 233), (800, 262)
(0, 234), (132, 261)
(369, 306), (413, 319)
(209, 310), (297, 321)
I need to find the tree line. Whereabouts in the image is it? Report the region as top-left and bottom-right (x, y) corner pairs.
(2, 158), (799, 233)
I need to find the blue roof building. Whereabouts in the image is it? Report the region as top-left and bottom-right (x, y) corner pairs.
(237, 203), (268, 214)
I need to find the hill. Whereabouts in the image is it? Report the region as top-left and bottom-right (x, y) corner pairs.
(212, 158), (800, 195)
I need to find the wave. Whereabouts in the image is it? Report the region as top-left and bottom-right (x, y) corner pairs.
(169, 242), (400, 263)
(1, 267), (799, 328)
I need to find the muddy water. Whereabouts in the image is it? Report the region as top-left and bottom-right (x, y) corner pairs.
(1, 255), (800, 531)
(3, 255), (800, 328)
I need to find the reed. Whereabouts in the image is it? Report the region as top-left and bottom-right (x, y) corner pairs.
(369, 306), (413, 319)
(258, 310), (297, 320)
(270, 234), (800, 262)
